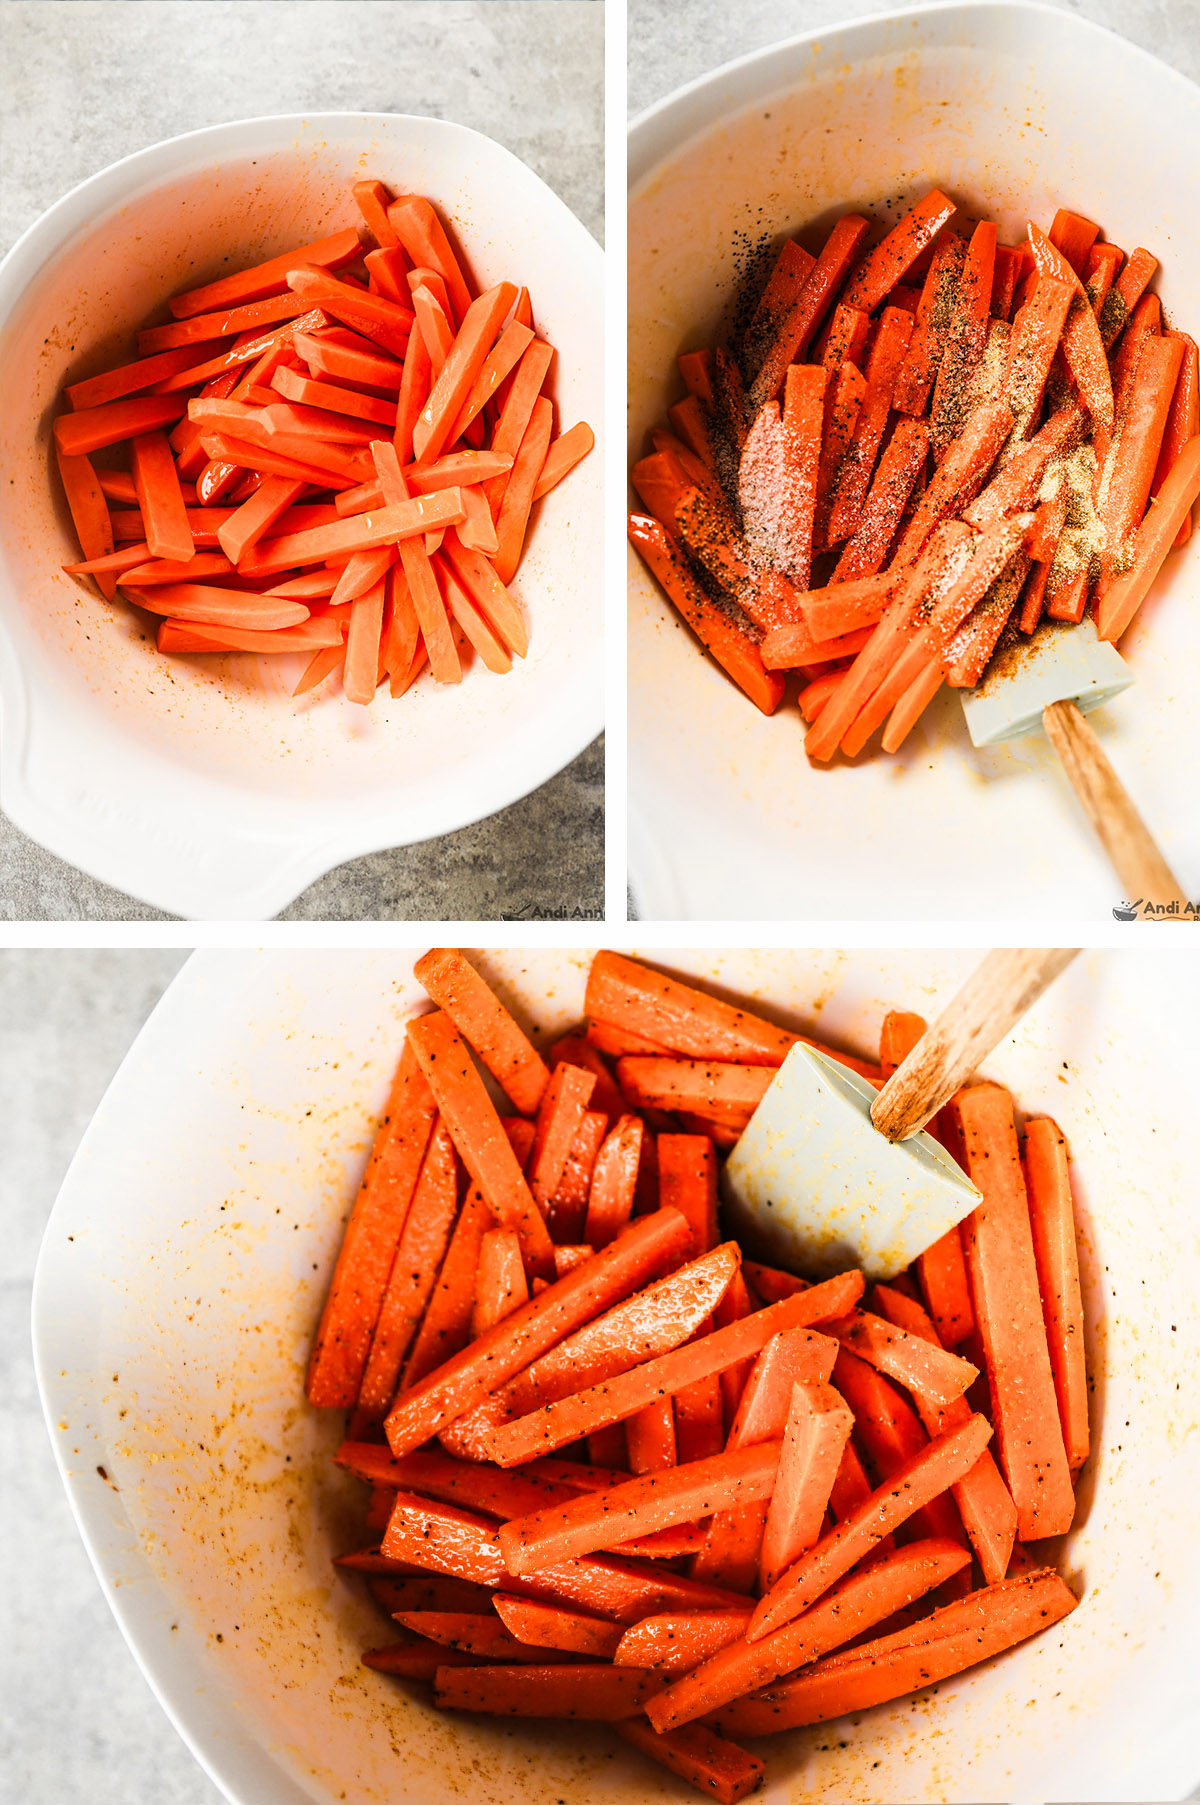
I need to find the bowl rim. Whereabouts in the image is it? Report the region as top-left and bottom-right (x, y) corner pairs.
(0, 111), (603, 919)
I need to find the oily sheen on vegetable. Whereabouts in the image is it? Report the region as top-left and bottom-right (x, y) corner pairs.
(55, 180), (593, 703)
(630, 191), (1200, 755)
(304, 951), (1087, 1801)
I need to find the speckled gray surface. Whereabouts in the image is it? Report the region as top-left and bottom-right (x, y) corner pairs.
(628, 0), (1200, 114)
(0, 0), (603, 922)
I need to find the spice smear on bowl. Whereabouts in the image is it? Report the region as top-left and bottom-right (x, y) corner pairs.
(305, 949), (1086, 1800)
(629, 192), (1200, 754)
(54, 181), (594, 704)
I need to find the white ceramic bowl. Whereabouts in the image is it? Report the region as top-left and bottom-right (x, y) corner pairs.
(32, 947), (1200, 1804)
(628, 4), (1200, 919)
(0, 114), (603, 918)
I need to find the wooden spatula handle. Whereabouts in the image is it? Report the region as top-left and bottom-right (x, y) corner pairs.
(1043, 698), (1189, 909)
(871, 949), (1079, 1142)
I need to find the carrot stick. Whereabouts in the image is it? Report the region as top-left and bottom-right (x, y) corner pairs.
(55, 395), (187, 458)
(871, 1281), (1017, 1584)
(492, 1594), (624, 1659)
(743, 239), (816, 375)
(65, 344), (224, 413)
(169, 229), (361, 319)
(139, 293), (308, 353)
(307, 1043), (437, 1407)
(364, 1643), (483, 1679)
(368, 1572), (497, 1615)
(288, 264), (413, 358)
(115, 553), (235, 586)
(483, 339), (555, 516)
(527, 1062), (597, 1212)
(585, 1115), (644, 1248)
(434, 1663), (661, 1720)
(585, 952), (878, 1080)
(492, 393), (552, 582)
(413, 948), (549, 1115)
(651, 1535), (970, 1731)
(826, 1309), (977, 1406)
(658, 1134), (718, 1256)
(825, 306), (914, 544)
(616, 1059), (772, 1120)
(413, 282), (517, 464)
(817, 303), (870, 370)
(842, 191), (957, 314)
(242, 488), (465, 576)
(499, 1442), (782, 1575)
(470, 1228), (530, 1338)
(615, 1608), (752, 1673)
(532, 420), (594, 499)
(951, 1084), (1075, 1539)
(342, 574), (387, 703)
(123, 586), (310, 631)
(1027, 224), (1114, 434)
(797, 573), (896, 640)
(832, 1346), (968, 1552)
(1096, 332), (1186, 588)
(400, 1182), (491, 1390)
(1003, 274), (1074, 439)
(1153, 330), (1198, 545)
(749, 215), (872, 409)
(1096, 434), (1200, 640)
(1022, 1119), (1089, 1474)
(831, 417), (928, 581)
(757, 1380), (852, 1590)
(55, 447), (117, 600)
(387, 196), (474, 324)
(775, 362), (827, 587)
(384, 1207), (693, 1455)
(929, 221), (997, 452)
(893, 232), (967, 416)
(339, 1442), (581, 1519)
(627, 513), (784, 716)
(615, 1718), (765, 1804)
(393, 1612), (556, 1663)
(1099, 246), (1158, 348)
(157, 618), (343, 655)
(547, 1110), (608, 1243)
(381, 1489), (747, 1622)
(406, 1009), (553, 1278)
(1049, 208), (1099, 275)
(747, 1413), (990, 1641)
(890, 400), (1013, 567)
(712, 1570), (1077, 1736)
(482, 1283), (853, 1468)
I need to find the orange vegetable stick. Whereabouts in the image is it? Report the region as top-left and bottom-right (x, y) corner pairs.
(872, 1281), (1017, 1584)
(363, 1643), (483, 1679)
(1096, 434), (1200, 640)
(749, 214), (872, 408)
(1048, 208), (1099, 275)
(406, 1009), (553, 1278)
(951, 1085), (1075, 1539)
(169, 229), (361, 318)
(412, 282), (516, 463)
(492, 1594), (624, 1659)
(546, 1110), (608, 1243)
(342, 574), (387, 703)
(1097, 332), (1186, 588)
(392, 1611), (557, 1663)
(138, 292), (309, 353)
(658, 1134), (718, 1256)
(841, 191), (957, 314)
(367, 1571), (497, 1615)
(413, 948), (550, 1116)
(833, 1345), (968, 1550)
(483, 339), (555, 516)
(1003, 274), (1074, 438)
(401, 1182), (492, 1389)
(616, 1060), (772, 1122)
(470, 1228), (530, 1338)
(352, 178), (400, 248)
(713, 1570), (1077, 1736)
(831, 416), (929, 582)
(353, 1117), (458, 1417)
(381, 1490), (747, 1622)
(1099, 246), (1158, 348)
(817, 302), (870, 370)
(614, 1608), (752, 1673)
(157, 618), (342, 655)
(243, 488), (465, 575)
(796, 572), (896, 642)
(65, 343), (224, 412)
(825, 1310), (978, 1407)
(652, 1535), (970, 1731)
(626, 1397), (679, 1475)
(585, 1114), (645, 1248)
(499, 1441), (782, 1575)
(217, 475), (308, 565)
(584, 952), (878, 1080)
(774, 361), (827, 588)
(122, 586), (310, 631)
(758, 1381), (854, 1590)
(929, 220), (997, 452)
(384, 1207), (692, 1456)
(892, 232), (968, 415)
(483, 1284), (853, 1468)
(1022, 1120), (1089, 1474)
(438, 529), (530, 659)
(445, 1242), (743, 1462)
(116, 553), (236, 586)
(288, 264), (413, 358)
(615, 1718), (765, 1805)
(337, 1441), (577, 1518)
(533, 420), (595, 500)
(553, 1243), (596, 1278)
(153, 310), (330, 391)
(387, 196), (473, 324)
(627, 513), (784, 716)
(55, 447), (117, 601)
(493, 393), (553, 582)
(332, 545), (395, 607)
(742, 239), (816, 375)
(1153, 331), (1199, 545)
(825, 306), (914, 544)
(527, 1063), (597, 1212)
(445, 319), (534, 445)
(747, 1413), (991, 1641)
(1027, 223), (1114, 433)
(814, 360), (867, 547)
(307, 1043), (437, 1407)
(55, 394), (187, 458)
(271, 364), (396, 425)
(434, 1663), (661, 1720)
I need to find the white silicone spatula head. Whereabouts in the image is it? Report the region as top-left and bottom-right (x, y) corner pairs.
(722, 949), (1079, 1281)
(960, 614), (1132, 747)
(723, 1045), (980, 1279)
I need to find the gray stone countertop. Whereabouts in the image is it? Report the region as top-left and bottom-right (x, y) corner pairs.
(0, 0), (603, 922)
(628, 0), (1200, 114)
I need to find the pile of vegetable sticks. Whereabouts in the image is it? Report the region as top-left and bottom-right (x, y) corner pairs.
(630, 189), (1200, 757)
(54, 180), (593, 703)
(308, 950), (1086, 1802)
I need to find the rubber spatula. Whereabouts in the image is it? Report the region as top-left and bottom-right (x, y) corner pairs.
(723, 948), (1078, 1281)
(960, 615), (1188, 909)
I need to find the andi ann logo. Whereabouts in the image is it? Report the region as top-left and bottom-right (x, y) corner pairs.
(1112, 897), (1200, 921)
